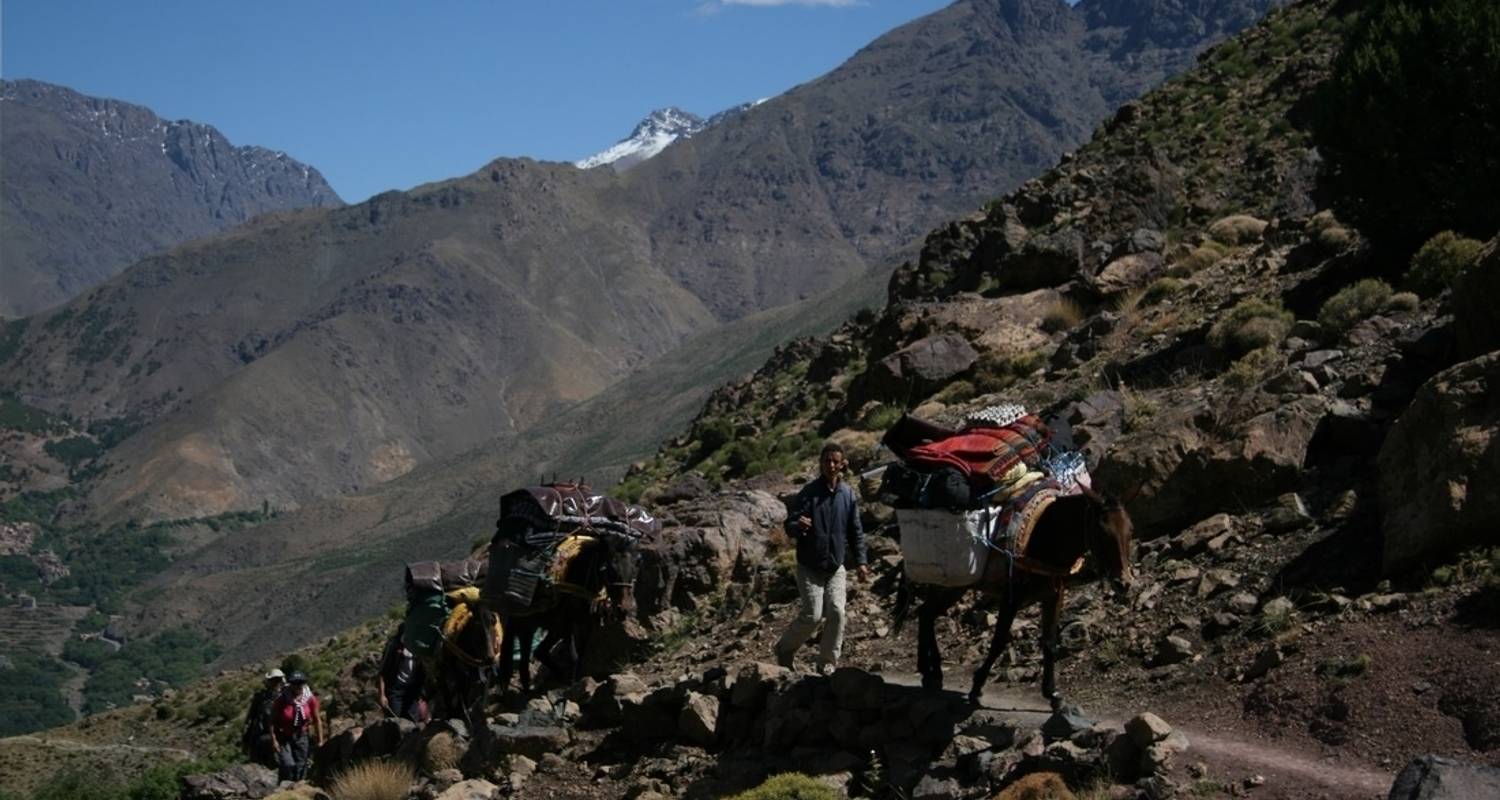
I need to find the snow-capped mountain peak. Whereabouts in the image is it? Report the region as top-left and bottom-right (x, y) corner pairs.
(574, 106), (705, 171)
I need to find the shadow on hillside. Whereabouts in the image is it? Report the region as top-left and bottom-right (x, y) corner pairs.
(1273, 518), (1382, 595)
(1453, 584), (1500, 630)
(579, 678), (997, 799)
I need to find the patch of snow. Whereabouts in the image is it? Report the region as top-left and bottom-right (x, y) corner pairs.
(575, 100), (764, 171)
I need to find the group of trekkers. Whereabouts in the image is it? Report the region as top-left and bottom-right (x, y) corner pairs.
(237, 441), (871, 780)
(237, 407), (1090, 780)
(240, 669), (326, 782)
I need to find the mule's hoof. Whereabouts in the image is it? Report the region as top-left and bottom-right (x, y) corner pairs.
(1049, 694), (1064, 713)
(966, 689), (982, 706)
(921, 676), (943, 692)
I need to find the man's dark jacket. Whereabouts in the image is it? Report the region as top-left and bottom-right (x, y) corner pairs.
(785, 479), (866, 574)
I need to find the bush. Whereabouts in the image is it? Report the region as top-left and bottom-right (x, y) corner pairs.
(1207, 215), (1268, 246)
(1318, 279), (1394, 335)
(1223, 346), (1280, 391)
(859, 404), (904, 433)
(1141, 277), (1185, 306)
(1207, 298), (1293, 356)
(1317, 0), (1500, 248)
(1041, 297), (1085, 333)
(1168, 242), (1228, 276)
(1406, 230), (1485, 297)
(329, 761), (415, 800)
(725, 773), (839, 800)
(1385, 291), (1420, 312)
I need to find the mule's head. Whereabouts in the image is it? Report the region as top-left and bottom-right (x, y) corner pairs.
(601, 535), (642, 620)
(1082, 486), (1134, 597)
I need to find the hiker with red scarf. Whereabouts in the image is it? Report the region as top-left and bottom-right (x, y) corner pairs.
(268, 672), (324, 782)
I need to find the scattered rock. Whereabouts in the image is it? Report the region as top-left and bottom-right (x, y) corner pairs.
(1358, 593), (1406, 613)
(1125, 713), (1174, 750)
(679, 691), (720, 746)
(1227, 592), (1260, 615)
(433, 778), (500, 800)
(1264, 493), (1311, 532)
(1388, 755), (1500, 800)
(180, 764), (278, 800)
(1041, 703), (1097, 741)
(1243, 646), (1284, 682)
(1152, 635), (1194, 666)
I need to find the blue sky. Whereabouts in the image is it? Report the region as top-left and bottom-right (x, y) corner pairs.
(3, 0), (953, 202)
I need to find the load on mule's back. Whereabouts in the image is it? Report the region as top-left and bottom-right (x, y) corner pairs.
(882, 404), (1135, 709)
(398, 557), (497, 720)
(482, 481), (658, 691)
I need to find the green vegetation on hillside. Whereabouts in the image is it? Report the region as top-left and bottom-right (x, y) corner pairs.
(1318, 0), (1500, 248)
(0, 392), (70, 435)
(0, 653), (75, 736)
(82, 627), (221, 714)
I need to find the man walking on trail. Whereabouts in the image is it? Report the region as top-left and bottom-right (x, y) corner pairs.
(776, 442), (869, 674)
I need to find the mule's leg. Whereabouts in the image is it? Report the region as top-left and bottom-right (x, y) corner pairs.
(968, 592), (1022, 705)
(516, 620), (535, 693)
(565, 610), (591, 682)
(1040, 585), (1064, 710)
(917, 589), (959, 691)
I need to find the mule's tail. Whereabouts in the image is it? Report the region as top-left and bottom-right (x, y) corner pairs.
(891, 565), (913, 635)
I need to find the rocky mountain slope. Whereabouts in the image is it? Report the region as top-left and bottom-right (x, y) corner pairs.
(5, 1), (1499, 797)
(0, 0), (1280, 528)
(0, 80), (342, 318)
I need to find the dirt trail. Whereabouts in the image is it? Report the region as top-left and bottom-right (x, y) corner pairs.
(0, 735), (195, 759)
(879, 672), (1393, 799)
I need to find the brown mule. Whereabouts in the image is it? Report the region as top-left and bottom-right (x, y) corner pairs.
(895, 486), (1134, 710)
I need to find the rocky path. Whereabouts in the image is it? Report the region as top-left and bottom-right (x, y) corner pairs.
(0, 735), (195, 759)
(880, 672), (1392, 799)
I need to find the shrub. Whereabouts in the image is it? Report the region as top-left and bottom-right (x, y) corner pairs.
(1223, 346), (1279, 391)
(1207, 215), (1268, 246)
(1385, 291), (1420, 312)
(1406, 230), (1484, 297)
(420, 730), (462, 774)
(1141, 277), (1185, 306)
(726, 773), (839, 800)
(1317, 0), (1500, 248)
(932, 380), (975, 404)
(1120, 386), (1159, 433)
(1041, 297), (1085, 333)
(1169, 242), (1228, 276)
(329, 760), (414, 800)
(1207, 298), (1294, 356)
(859, 404), (904, 432)
(1318, 279), (1394, 335)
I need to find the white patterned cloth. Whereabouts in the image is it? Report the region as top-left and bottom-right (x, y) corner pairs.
(963, 403), (1028, 429)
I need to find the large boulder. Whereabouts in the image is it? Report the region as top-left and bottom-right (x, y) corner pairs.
(1379, 352), (1500, 572)
(1452, 236), (1500, 359)
(1095, 396), (1324, 534)
(865, 333), (979, 400)
(635, 491), (782, 616)
(179, 764), (278, 800)
(1388, 755), (1500, 800)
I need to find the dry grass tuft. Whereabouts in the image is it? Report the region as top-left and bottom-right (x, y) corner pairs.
(1041, 297), (1086, 333)
(420, 730), (462, 774)
(329, 760), (414, 800)
(994, 771), (1078, 800)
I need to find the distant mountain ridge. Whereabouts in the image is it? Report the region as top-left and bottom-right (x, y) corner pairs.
(0, 79), (341, 317)
(1, 0), (1279, 527)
